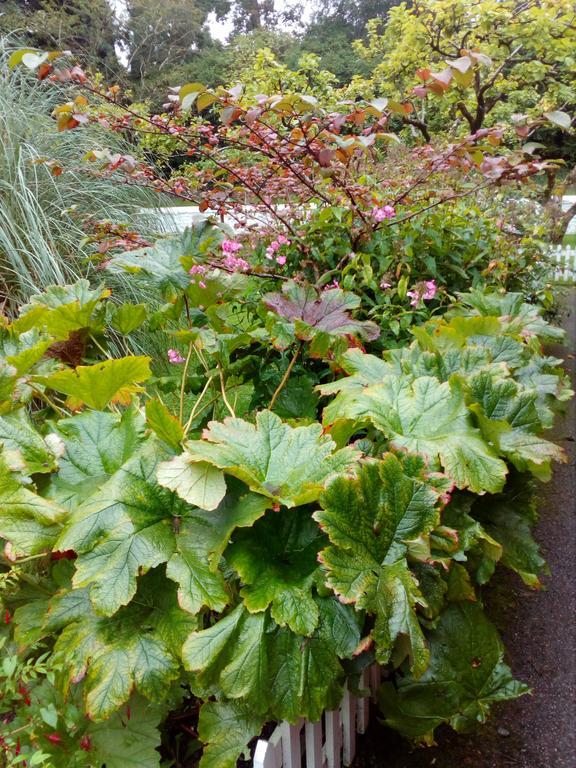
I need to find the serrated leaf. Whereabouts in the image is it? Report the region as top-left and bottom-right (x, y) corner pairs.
(380, 602), (529, 740)
(0, 411), (57, 474)
(107, 224), (221, 298)
(89, 696), (164, 768)
(51, 574), (188, 719)
(472, 483), (545, 588)
(56, 445), (182, 615)
(263, 281), (380, 350)
(468, 372), (565, 479)
(329, 375), (507, 494)
(35, 356), (151, 410)
(111, 303), (148, 334)
(227, 508), (323, 635)
(316, 455), (445, 675)
(47, 408), (145, 507)
(166, 482), (269, 616)
(14, 280), (108, 340)
(145, 398), (184, 449)
(167, 516), (229, 615)
(183, 602), (347, 722)
(0, 453), (65, 554)
(198, 700), (265, 768)
(186, 410), (359, 507)
(157, 455), (226, 511)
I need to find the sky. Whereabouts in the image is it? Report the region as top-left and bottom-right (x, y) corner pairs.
(108, 0), (312, 48)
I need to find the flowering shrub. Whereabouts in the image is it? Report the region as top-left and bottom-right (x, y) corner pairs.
(0, 48), (572, 768)
(0, 253), (571, 766)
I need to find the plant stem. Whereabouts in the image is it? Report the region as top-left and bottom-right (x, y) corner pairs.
(179, 343), (194, 424)
(183, 375), (213, 435)
(29, 386), (68, 418)
(269, 343), (302, 410)
(217, 364), (236, 418)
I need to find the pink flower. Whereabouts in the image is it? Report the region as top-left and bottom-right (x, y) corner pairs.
(222, 254), (250, 271)
(380, 280), (391, 290)
(371, 205), (395, 222)
(423, 280), (437, 300)
(265, 235), (291, 261)
(167, 349), (185, 364)
(198, 280), (207, 289)
(189, 264), (207, 275)
(324, 280), (340, 290)
(407, 280), (438, 306)
(222, 239), (243, 254)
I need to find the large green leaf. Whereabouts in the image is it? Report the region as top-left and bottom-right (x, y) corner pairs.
(455, 289), (565, 343)
(0, 410), (57, 474)
(51, 578), (187, 720)
(0, 453), (65, 554)
(56, 445), (183, 615)
(107, 224), (221, 298)
(13, 281), (108, 340)
(0, 328), (52, 376)
(47, 407), (145, 507)
(35, 356), (151, 410)
(183, 600), (354, 722)
(468, 372), (565, 480)
(186, 410), (359, 507)
(315, 455), (446, 675)
(326, 375), (507, 494)
(157, 455), (227, 511)
(472, 482), (545, 588)
(165, 482), (269, 615)
(318, 349), (395, 424)
(227, 508), (324, 635)
(167, 516), (230, 616)
(380, 602), (529, 741)
(198, 700), (265, 768)
(89, 696), (164, 768)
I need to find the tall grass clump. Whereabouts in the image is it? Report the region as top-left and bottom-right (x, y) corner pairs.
(0, 38), (162, 311)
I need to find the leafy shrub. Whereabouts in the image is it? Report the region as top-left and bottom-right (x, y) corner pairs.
(0, 230), (571, 765)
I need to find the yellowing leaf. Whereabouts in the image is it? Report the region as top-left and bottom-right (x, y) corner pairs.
(35, 356), (151, 410)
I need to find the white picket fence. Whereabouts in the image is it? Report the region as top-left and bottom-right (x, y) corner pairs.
(252, 666), (382, 768)
(548, 244), (576, 284)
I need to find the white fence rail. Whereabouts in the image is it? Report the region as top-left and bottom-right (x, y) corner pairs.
(252, 666), (382, 768)
(549, 245), (576, 284)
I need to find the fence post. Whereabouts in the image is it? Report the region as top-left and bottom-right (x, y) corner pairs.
(304, 720), (323, 768)
(324, 709), (342, 768)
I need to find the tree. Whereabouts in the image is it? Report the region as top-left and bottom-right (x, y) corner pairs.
(354, 0), (576, 134)
(299, 1), (402, 84)
(0, 0), (119, 73)
(229, 0), (276, 33)
(123, 0), (228, 86)
(352, 0), (575, 240)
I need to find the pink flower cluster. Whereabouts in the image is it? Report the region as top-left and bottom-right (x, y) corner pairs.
(167, 349), (185, 364)
(189, 264), (208, 289)
(265, 234), (290, 265)
(222, 254), (250, 271)
(222, 239), (242, 254)
(371, 205), (396, 222)
(221, 240), (250, 271)
(407, 280), (437, 307)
